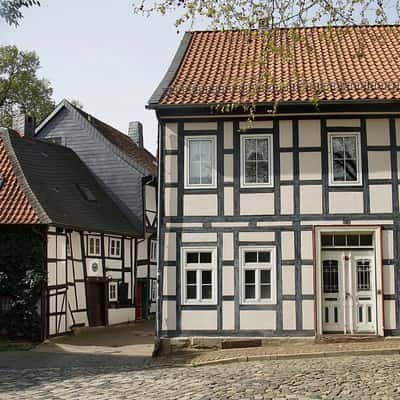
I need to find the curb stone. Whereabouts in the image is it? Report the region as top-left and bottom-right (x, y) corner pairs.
(190, 347), (400, 367)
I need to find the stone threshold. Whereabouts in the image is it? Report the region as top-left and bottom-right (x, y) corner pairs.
(190, 347), (400, 367)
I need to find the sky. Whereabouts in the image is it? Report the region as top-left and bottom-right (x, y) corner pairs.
(1, 1), (199, 155)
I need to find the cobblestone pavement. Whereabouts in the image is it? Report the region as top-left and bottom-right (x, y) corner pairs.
(1, 354), (400, 399)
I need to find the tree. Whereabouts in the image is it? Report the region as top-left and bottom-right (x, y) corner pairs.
(0, 45), (54, 128)
(134, 0), (395, 31)
(0, 0), (40, 26)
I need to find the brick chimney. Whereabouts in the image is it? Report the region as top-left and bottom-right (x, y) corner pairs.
(128, 121), (143, 147)
(12, 113), (35, 138)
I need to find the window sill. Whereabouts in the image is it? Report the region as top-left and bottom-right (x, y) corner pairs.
(184, 185), (218, 190)
(328, 181), (363, 187)
(182, 301), (217, 306)
(240, 300), (276, 306)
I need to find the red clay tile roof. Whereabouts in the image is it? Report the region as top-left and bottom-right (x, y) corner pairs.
(0, 132), (40, 224)
(74, 107), (157, 176)
(158, 25), (400, 105)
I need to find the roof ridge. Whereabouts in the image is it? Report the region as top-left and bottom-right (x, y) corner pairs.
(70, 103), (157, 173)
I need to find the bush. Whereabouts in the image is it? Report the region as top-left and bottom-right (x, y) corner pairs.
(0, 226), (45, 341)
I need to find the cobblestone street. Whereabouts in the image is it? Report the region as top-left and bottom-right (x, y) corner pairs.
(1, 354), (400, 399)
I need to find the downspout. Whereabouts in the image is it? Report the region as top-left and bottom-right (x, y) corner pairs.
(155, 113), (162, 341)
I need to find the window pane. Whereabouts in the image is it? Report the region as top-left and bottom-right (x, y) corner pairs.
(323, 260), (339, 293)
(260, 285), (271, 299)
(201, 140), (212, 160)
(245, 269), (256, 284)
(343, 137), (356, 159)
(200, 160), (212, 184)
(260, 270), (271, 284)
(245, 285), (256, 299)
(202, 270), (212, 284)
(245, 252), (257, 263)
(186, 270), (197, 284)
(257, 139), (269, 161)
(189, 140), (201, 161)
(332, 137), (344, 159)
(187, 285), (197, 299)
(346, 234), (359, 246)
(258, 251), (270, 263)
(189, 161), (201, 185)
(257, 161), (269, 183)
(357, 260), (371, 291)
(334, 234), (345, 246)
(245, 161), (256, 183)
(344, 158), (357, 181)
(245, 139), (257, 160)
(200, 252), (212, 264)
(186, 252), (198, 264)
(321, 234), (333, 247)
(360, 234), (373, 246)
(201, 285), (212, 299)
(333, 160), (345, 181)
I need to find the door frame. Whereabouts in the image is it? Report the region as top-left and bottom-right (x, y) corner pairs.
(313, 225), (384, 337)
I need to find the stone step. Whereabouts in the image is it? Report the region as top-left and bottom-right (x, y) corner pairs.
(318, 334), (383, 344)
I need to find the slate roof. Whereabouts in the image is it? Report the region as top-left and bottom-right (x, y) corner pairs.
(0, 128), (141, 236)
(150, 25), (400, 106)
(73, 106), (158, 176)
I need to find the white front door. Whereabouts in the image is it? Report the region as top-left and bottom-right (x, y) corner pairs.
(321, 250), (376, 334)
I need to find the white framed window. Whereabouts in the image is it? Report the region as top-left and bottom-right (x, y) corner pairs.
(241, 134), (273, 188)
(184, 136), (217, 189)
(240, 246), (276, 304)
(109, 281), (118, 302)
(181, 247), (217, 304)
(88, 235), (101, 256)
(150, 240), (157, 262)
(109, 238), (121, 257)
(328, 132), (362, 186)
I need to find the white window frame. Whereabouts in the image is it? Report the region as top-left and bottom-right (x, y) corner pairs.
(328, 132), (362, 187)
(184, 135), (217, 189)
(150, 240), (157, 262)
(109, 281), (118, 302)
(181, 246), (217, 305)
(87, 235), (101, 257)
(240, 134), (274, 188)
(240, 246), (276, 305)
(109, 238), (121, 258)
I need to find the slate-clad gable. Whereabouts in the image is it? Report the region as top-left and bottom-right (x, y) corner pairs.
(36, 100), (158, 235)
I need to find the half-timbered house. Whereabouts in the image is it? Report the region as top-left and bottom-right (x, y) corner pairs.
(35, 100), (158, 319)
(149, 25), (400, 347)
(0, 127), (143, 337)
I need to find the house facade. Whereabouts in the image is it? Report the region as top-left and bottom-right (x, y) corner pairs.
(35, 101), (158, 319)
(0, 128), (146, 337)
(149, 25), (400, 342)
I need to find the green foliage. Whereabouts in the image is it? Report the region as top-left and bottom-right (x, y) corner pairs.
(0, 45), (55, 128)
(0, 0), (40, 26)
(0, 227), (45, 341)
(134, 0), (395, 31)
